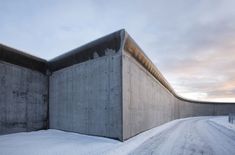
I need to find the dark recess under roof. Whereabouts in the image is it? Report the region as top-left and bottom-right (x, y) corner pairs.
(0, 29), (123, 74)
(48, 29), (122, 72)
(0, 44), (48, 74)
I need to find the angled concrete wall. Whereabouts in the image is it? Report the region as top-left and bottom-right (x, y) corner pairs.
(0, 45), (48, 134)
(1, 30), (235, 141)
(122, 31), (235, 140)
(48, 30), (235, 141)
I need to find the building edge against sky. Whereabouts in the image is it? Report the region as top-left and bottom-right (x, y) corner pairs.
(0, 29), (235, 141)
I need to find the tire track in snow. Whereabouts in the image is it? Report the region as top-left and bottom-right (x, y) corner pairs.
(130, 117), (235, 155)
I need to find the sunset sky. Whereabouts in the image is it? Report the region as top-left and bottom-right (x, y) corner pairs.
(1, 0), (235, 102)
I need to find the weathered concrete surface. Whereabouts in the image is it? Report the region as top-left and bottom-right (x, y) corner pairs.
(122, 52), (235, 140)
(122, 53), (177, 140)
(0, 61), (48, 134)
(122, 31), (235, 140)
(49, 53), (122, 140)
(0, 44), (48, 134)
(1, 30), (235, 141)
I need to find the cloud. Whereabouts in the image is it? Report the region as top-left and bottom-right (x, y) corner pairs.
(158, 18), (235, 101)
(0, 0), (234, 102)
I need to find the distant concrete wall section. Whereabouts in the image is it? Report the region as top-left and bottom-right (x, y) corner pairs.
(0, 29), (235, 141)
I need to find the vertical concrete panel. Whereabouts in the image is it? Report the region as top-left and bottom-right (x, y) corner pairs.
(0, 61), (48, 134)
(191, 104), (214, 116)
(49, 54), (122, 140)
(121, 51), (235, 140)
(215, 104), (235, 115)
(122, 53), (177, 140)
(179, 100), (193, 118)
(122, 54), (131, 139)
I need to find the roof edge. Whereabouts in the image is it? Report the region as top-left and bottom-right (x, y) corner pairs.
(0, 44), (48, 74)
(48, 29), (124, 72)
(122, 31), (235, 104)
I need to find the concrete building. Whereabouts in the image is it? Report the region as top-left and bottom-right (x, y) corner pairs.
(1, 29), (235, 141)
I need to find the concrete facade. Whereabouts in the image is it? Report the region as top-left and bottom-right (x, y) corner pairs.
(122, 32), (235, 140)
(49, 53), (122, 139)
(0, 29), (235, 141)
(122, 50), (235, 140)
(0, 45), (48, 134)
(122, 52), (177, 140)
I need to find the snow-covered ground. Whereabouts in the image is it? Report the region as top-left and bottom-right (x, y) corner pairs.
(0, 116), (234, 155)
(210, 116), (235, 131)
(130, 116), (235, 155)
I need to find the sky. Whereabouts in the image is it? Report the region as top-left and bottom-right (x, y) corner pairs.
(0, 0), (235, 102)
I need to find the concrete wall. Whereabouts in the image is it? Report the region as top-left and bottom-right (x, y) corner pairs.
(1, 30), (235, 141)
(49, 53), (122, 140)
(179, 100), (235, 118)
(122, 52), (178, 140)
(122, 50), (235, 140)
(0, 61), (48, 134)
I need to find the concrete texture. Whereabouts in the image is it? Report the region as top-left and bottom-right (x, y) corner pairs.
(0, 61), (48, 134)
(122, 51), (235, 140)
(122, 31), (235, 140)
(0, 44), (48, 134)
(1, 29), (235, 141)
(122, 53), (176, 140)
(49, 52), (122, 140)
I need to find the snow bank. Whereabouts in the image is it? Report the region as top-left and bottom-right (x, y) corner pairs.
(209, 116), (235, 131)
(0, 119), (184, 155)
(0, 129), (118, 155)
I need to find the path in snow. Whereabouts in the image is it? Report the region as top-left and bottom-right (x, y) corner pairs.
(130, 117), (235, 155)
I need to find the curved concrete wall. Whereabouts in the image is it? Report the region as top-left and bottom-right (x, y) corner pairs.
(122, 50), (235, 140)
(122, 31), (235, 140)
(1, 29), (235, 141)
(48, 30), (235, 141)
